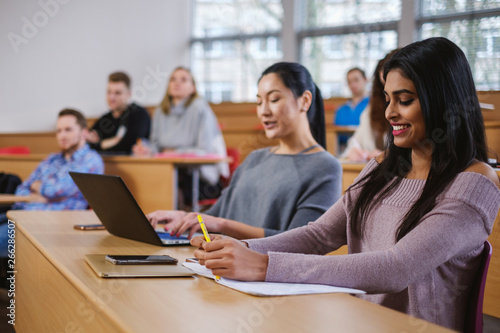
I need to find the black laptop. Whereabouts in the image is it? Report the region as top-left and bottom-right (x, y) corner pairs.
(70, 172), (196, 246)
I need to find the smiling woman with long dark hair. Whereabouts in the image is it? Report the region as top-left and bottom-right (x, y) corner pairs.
(190, 38), (500, 331)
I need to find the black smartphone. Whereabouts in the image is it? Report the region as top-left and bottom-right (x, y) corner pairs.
(74, 224), (106, 230)
(104, 255), (178, 265)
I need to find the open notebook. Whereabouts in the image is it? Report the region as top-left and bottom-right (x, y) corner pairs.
(183, 262), (365, 297)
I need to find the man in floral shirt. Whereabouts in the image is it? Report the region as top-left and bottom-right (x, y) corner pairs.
(0, 109), (104, 255)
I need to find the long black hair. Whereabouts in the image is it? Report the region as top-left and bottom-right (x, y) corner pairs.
(348, 37), (489, 241)
(370, 49), (400, 150)
(260, 62), (326, 149)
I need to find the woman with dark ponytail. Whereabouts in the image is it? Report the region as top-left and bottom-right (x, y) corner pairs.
(147, 62), (342, 240)
(260, 62), (327, 149)
(190, 39), (500, 331)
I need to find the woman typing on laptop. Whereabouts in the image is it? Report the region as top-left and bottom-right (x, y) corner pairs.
(147, 62), (342, 240)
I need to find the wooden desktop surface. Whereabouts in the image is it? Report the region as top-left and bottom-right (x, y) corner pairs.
(8, 210), (452, 333)
(0, 194), (31, 204)
(0, 154), (228, 214)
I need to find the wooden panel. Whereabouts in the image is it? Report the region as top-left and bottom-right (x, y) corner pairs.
(0, 154), (44, 179)
(326, 129), (337, 156)
(326, 125), (357, 157)
(211, 102), (256, 114)
(0, 154), (227, 213)
(222, 129), (277, 161)
(327, 245), (349, 256)
(218, 115), (260, 129)
(478, 91), (500, 122)
(103, 158), (174, 213)
(0, 194), (30, 204)
(324, 97), (350, 124)
(0, 154), (174, 213)
(0, 133), (58, 154)
(340, 163), (364, 192)
(2, 93), (498, 160)
(16, 230), (126, 332)
(485, 122), (500, 159)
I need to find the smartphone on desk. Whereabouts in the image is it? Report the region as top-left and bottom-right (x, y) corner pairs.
(105, 255), (178, 265)
(74, 224), (105, 230)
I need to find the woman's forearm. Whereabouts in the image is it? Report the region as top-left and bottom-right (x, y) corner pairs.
(219, 218), (266, 240)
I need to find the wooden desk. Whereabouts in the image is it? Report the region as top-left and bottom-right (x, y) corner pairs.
(340, 162), (365, 192)
(8, 210), (452, 332)
(223, 124), (358, 160)
(221, 127), (278, 161)
(326, 125), (358, 156)
(485, 121), (500, 159)
(0, 194), (31, 205)
(339, 163), (500, 318)
(2, 116), (497, 163)
(0, 154), (228, 214)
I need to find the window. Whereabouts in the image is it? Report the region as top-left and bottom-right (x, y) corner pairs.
(419, 0), (500, 90)
(300, 0), (401, 28)
(420, 0), (500, 16)
(193, 0), (283, 38)
(302, 31), (397, 97)
(192, 37), (283, 102)
(191, 0), (283, 102)
(298, 0), (401, 98)
(190, 0), (500, 101)
(203, 82), (234, 103)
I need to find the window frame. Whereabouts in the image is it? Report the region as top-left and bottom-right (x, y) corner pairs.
(189, 0), (500, 102)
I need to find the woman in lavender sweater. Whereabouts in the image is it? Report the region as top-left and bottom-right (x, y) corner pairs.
(190, 37), (500, 331)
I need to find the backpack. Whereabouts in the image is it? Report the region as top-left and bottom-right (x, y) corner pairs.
(0, 173), (22, 214)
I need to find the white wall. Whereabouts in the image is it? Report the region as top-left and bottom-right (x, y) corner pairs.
(0, 0), (191, 133)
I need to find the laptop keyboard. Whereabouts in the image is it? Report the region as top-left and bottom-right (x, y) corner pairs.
(157, 232), (189, 240)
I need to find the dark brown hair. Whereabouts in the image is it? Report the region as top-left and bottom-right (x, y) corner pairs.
(58, 109), (87, 129)
(108, 71), (131, 89)
(347, 67), (366, 79)
(369, 49), (400, 150)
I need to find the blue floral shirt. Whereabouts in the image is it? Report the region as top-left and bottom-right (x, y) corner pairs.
(13, 144), (104, 210)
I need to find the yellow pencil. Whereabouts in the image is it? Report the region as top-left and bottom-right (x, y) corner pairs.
(197, 215), (220, 280)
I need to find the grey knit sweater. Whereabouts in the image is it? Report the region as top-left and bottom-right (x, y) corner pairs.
(206, 148), (342, 236)
(150, 97), (229, 184)
(247, 159), (500, 331)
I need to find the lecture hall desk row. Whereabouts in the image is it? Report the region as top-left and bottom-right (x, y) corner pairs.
(2, 92), (499, 161)
(0, 125), (342, 161)
(0, 120), (498, 162)
(0, 154), (227, 214)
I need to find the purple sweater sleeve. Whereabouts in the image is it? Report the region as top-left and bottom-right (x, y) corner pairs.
(246, 198), (348, 255)
(245, 159), (377, 254)
(247, 172), (500, 294)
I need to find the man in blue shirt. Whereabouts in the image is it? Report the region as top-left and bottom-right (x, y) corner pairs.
(334, 67), (369, 126)
(334, 67), (370, 149)
(0, 109), (104, 255)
